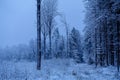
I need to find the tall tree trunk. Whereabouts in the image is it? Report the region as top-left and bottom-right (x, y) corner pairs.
(110, 25), (114, 66)
(49, 29), (52, 58)
(95, 27), (97, 67)
(103, 18), (109, 66)
(37, 0), (42, 70)
(117, 21), (120, 72)
(105, 25), (109, 66)
(43, 34), (46, 59)
(55, 40), (58, 55)
(66, 28), (69, 57)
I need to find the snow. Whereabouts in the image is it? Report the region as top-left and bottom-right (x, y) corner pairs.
(0, 59), (120, 80)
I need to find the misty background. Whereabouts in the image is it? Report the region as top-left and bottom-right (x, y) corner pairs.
(0, 0), (85, 48)
(0, 0), (120, 80)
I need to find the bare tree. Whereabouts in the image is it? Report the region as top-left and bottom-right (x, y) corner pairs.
(61, 15), (69, 58)
(42, 0), (58, 58)
(52, 28), (60, 57)
(37, 0), (42, 70)
(41, 5), (49, 58)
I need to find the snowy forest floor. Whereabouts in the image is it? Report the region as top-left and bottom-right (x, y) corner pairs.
(0, 59), (120, 80)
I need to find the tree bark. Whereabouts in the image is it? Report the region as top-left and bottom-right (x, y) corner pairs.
(37, 0), (42, 70)
(49, 29), (52, 58)
(43, 34), (46, 59)
(117, 21), (120, 72)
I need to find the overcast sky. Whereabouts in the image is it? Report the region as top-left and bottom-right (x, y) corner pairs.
(0, 0), (85, 48)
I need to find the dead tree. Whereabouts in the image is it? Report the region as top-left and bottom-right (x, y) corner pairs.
(42, 0), (58, 58)
(61, 15), (69, 58)
(37, 0), (42, 70)
(41, 6), (49, 59)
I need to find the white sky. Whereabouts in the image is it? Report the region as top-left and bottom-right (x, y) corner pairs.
(0, 0), (85, 48)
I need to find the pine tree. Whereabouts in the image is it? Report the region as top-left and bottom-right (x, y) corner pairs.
(84, 0), (120, 71)
(69, 27), (83, 63)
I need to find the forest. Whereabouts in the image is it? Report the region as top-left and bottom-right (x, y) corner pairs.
(0, 0), (120, 80)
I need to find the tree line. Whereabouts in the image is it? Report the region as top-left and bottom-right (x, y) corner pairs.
(0, 27), (83, 62)
(0, 0), (83, 68)
(36, 0), (84, 69)
(84, 0), (120, 71)
(0, 0), (119, 72)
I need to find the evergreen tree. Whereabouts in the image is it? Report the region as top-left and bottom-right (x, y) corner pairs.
(69, 27), (83, 63)
(84, 0), (120, 71)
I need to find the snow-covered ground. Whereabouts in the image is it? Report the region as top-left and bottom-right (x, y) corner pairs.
(0, 59), (120, 80)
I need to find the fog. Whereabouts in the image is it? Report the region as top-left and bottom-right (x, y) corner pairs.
(0, 0), (85, 48)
